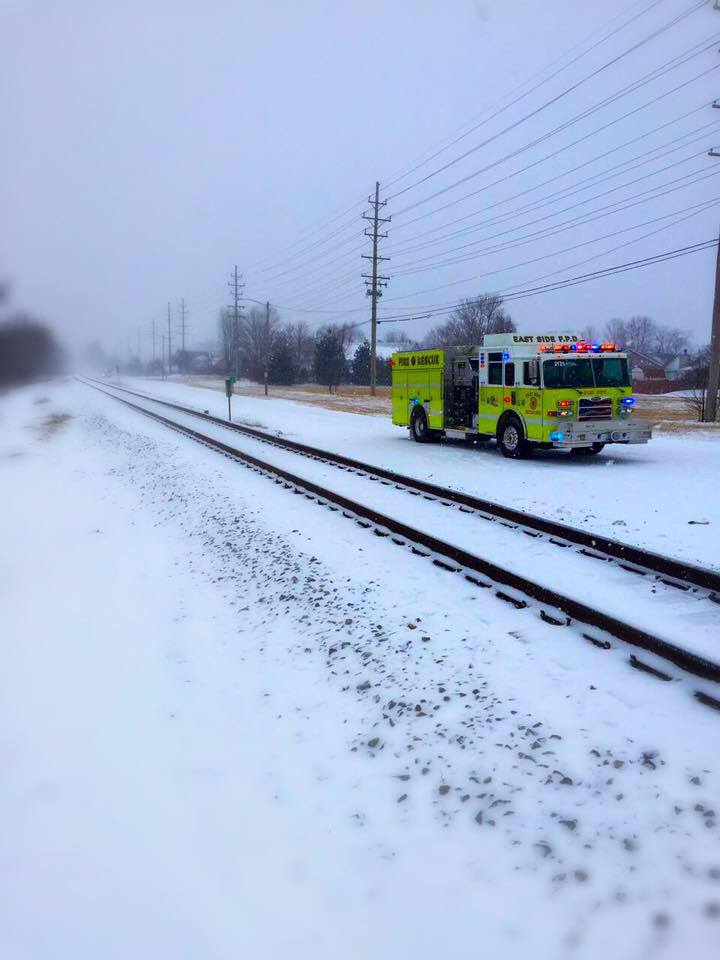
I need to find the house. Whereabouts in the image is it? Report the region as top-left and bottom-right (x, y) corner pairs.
(625, 348), (665, 381)
(664, 349), (698, 381)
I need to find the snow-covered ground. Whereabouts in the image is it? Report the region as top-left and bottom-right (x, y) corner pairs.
(130, 375), (719, 570)
(2, 378), (720, 960)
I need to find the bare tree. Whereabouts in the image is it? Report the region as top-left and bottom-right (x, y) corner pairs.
(424, 293), (514, 347)
(604, 318), (628, 349)
(653, 325), (690, 361)
(625, 315), (657, 356)
(217, 307), (234, 372)
(284, 320), (315, 381)
(238, 305), (280, 381)
(382, 330), (414, 349)
(683, 345), (711, 421)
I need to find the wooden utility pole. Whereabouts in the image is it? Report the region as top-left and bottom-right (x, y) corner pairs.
(362, 181), (390, 395)
(166, 302), (172, 375)
(264, 300), (271, 396)
(150, 318), (157, 363)
(178, 298), (189, 368)
(705, 229), (720, 422)
(701, 26), (720, 418)
(228, 266), (245, 379)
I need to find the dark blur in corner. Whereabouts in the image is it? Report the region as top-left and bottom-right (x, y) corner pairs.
(0, 282), (65, 386)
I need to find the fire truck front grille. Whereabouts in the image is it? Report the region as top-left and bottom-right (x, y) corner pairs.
(578, 397), (613, 420)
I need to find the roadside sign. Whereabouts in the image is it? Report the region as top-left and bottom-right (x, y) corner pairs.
(225, 377), (235, 420)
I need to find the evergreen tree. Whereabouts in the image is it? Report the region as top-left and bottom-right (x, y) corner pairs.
(352, 339), (371, 384)
(314, 327), (347, 392)
(268, 333), (297, 385)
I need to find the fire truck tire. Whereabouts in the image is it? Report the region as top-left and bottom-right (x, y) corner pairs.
(410, 406), (432, 443)
(570, 442), (605, 456)
(497, 415), (532, 459)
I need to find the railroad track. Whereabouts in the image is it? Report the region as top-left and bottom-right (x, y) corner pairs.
(82, 377), (720, 706)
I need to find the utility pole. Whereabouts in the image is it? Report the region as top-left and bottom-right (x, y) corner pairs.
(705, 228), (720, 422)
(704, 91), (720, 420)
(362, 181), (390, 395)
(228, 266), (245, 379)
(150, 318), (157, 364)
(161, 334), (167, 379)
(177, 298), (189, 372)
(166, 301), (172, 376)
(264, 300), (271, 396)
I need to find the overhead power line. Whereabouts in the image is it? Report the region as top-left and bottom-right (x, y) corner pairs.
(377, 239), (718, 325)
(391, 128), (718, 261)
(392, 107), (715, 247)
(238, 0), (678, 283)
(391, 164), (720, 278)
(270, 162), (720, 317)
(379, 0), (664, 192)
(248, 95), (719, 313)
(391, 37), (720, 221)
(378, 197), (720, 307)
(395, 66), (718, 234)
(386, 0), (709, 203)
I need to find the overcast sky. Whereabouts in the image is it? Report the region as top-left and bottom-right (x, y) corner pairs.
(2, 0), (720, 357)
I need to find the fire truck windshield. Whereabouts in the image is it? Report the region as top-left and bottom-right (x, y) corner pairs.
(543, 357), (630, 389)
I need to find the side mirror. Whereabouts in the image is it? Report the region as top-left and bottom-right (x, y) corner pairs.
(529, 360), (539, 386)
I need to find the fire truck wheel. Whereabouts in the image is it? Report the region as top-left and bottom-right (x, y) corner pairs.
(570, 442), (605, 456)
(497, 415), (531, 459)
(410, 406), (432, 443)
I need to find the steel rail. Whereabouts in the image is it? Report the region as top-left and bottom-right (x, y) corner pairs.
(84, 378), (720, 693)
(83, 377), (720, 597)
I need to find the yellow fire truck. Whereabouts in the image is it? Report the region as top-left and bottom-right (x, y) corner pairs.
(391, 333), (651, 458)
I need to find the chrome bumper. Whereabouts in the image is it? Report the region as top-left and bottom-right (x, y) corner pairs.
(551, 419), (651, 447)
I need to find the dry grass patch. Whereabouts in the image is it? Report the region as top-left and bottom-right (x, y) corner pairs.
(34, 412), (73, 440)
(174, 376), (392, 416)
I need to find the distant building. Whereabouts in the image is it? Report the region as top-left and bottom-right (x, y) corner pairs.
(177, 350), (217, 374)
(625, 346), (701, 393)
(663, 350), (698, 381)
(625, 348), (665, 381)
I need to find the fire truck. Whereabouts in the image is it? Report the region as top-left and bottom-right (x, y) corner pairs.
(391, 333), (651, 458)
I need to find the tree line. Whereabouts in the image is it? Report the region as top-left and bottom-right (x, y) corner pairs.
(216, 292), (708, 391)
(217, 307), (396, 392)
(584, 315), (692, 362)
